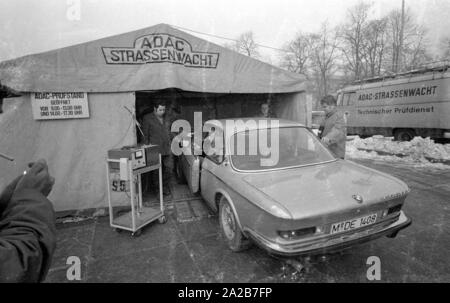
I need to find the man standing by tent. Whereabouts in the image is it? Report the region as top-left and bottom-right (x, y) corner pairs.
(258, 103), (271, 118)
(319, 95), (347, 159)
(0, 159), (56, 282)
(142, 101), (172, 196)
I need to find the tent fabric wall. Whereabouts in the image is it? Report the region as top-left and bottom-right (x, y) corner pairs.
(0, 92), (136, 211)
(273, 92), (310, 126)
(0, 24), (305, 94)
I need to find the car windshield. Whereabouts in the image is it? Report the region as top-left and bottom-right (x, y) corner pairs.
(230, 127), (335, 171)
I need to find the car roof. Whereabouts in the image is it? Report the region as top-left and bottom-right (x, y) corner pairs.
(204, 118), (305, 133)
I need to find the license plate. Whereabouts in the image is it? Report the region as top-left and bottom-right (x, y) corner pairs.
(330, 213), (378, 235)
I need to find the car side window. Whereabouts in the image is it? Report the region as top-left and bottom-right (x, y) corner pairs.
(347, 92), (356, 106)
(337, 93), (343, 106)
(342, 93), (350, 106)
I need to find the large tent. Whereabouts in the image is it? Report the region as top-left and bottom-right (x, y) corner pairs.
(0, 23), (309, 212)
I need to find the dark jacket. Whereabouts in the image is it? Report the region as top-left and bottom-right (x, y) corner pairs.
(0, 183), (56, 283)
(320, 109), (347, 159)
(142, 112), (171, 155)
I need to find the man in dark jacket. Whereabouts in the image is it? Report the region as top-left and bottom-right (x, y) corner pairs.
(258, 103), (270, 118)
(319, 95), (347, 159)
(142, 101), (173, 195)
(0, 159), (56, 282)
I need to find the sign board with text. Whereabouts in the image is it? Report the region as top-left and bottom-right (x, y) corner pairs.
(102, 34), (219, 68)
(31, 92), (90, 120)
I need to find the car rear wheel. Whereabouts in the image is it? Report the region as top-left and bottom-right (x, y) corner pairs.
(219, 196), (251, 252)
(394, 129), (415, 141)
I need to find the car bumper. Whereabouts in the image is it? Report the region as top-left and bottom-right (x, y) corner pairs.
(245, 211), (412, 257)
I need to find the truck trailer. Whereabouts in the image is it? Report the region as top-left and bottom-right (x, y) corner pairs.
(336, 64), (450, 141)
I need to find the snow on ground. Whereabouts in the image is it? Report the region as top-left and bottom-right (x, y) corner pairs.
(346, 136), (450, 170)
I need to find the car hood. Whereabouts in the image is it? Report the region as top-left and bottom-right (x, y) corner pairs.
(242, 160), (408, 219)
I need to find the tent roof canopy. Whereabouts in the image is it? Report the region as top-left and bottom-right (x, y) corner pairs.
(0, 23), (306, 94)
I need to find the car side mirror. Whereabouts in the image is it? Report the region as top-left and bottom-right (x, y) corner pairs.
(222, 157), (229, 166)
(207, 153), (224, 164)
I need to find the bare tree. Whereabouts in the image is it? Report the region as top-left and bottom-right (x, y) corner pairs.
(402, 25), (431, 70)
(310, 22), (341, 96)
(361, 18), (389, 77)
(222, 31), (260, 58)
(279, 32), (314, 76)
(386, 7), (430, 72)
(235, 31), (260, 58)
(339, 1), (372, 80)
(387, 8), (405, 72)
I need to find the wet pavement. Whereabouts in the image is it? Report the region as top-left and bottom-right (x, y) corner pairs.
(44, 159), (450, 283)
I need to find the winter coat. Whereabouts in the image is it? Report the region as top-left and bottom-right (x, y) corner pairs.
(142, 112), (172, 155)
(320, 109), (347, 159)
(0, 182), (56, 283)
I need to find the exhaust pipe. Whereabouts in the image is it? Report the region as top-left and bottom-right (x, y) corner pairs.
(386, 231), (399, 238)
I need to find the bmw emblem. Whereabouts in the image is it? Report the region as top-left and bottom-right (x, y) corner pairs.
(352, 194), (363, 204)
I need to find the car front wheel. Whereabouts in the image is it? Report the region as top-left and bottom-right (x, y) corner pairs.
(219, 196), (251, 252)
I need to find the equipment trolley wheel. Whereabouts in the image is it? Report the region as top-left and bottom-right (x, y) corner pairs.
(114, 228), (123, 233)
(158, 215), (167, 224)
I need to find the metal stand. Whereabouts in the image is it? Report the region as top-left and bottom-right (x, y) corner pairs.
(106, 154), (166, 237)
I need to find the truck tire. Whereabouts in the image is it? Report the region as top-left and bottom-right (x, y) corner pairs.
(219, 196), (251, 252)
(394, 129), (415, 141)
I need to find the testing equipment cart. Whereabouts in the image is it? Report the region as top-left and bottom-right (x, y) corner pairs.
(106, 145), (166, 237)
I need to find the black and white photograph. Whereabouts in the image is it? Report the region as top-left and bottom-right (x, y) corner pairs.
(0, 0), (449, 286)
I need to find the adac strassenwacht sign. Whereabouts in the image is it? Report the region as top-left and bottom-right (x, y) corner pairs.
(102, 34), (219, 68)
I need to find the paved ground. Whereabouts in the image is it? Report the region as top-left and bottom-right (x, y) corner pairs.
(44, 159), (450, 283)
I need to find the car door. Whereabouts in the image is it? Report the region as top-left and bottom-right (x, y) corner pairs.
(199, 128), (227, 209)
(179, 134), (201, 194)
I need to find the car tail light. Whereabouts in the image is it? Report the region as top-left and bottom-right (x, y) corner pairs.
(278, 227), (316, 240)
